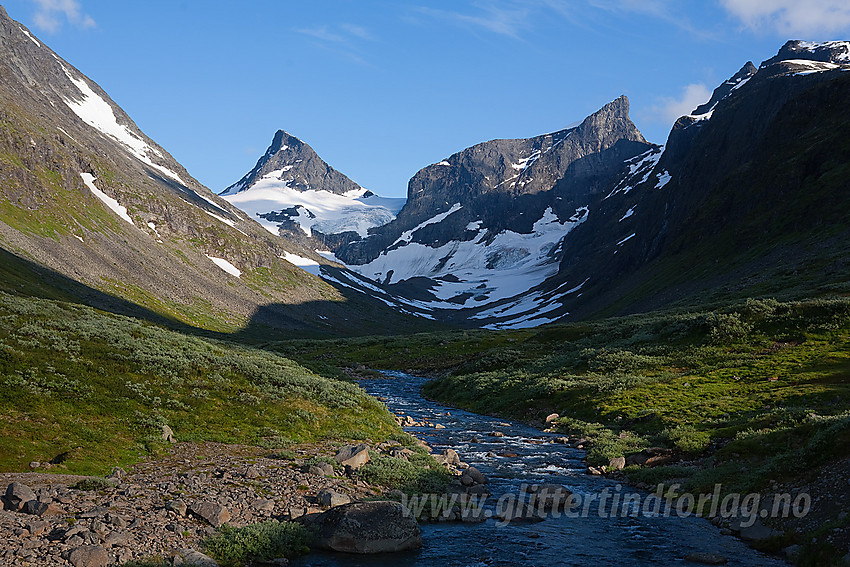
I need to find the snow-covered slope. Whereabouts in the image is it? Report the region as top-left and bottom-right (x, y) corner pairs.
(221, 131), (404, 241)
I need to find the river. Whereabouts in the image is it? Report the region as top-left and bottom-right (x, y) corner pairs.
(292, 371), (787, 567)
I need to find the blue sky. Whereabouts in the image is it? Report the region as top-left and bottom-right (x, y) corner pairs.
(5, 1), (850, 197)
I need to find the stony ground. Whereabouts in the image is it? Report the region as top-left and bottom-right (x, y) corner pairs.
(0, 442), (381, 566)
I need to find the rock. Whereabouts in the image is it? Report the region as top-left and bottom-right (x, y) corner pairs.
(189, 501), (231, 527)
(488, 431), (505, 438)
(608, 456), (626, 471)
(312, 502), (422, 554)
(68, 545), (109, 567)
(387, 447), (413, 461)
(587, 467), (603, 475)
(529, 484), (574, 511)
(626, 448), (674, 467)
(553, 437), (570, 444)
(737, 519), (780, 542)
(22, 499), (61, 516)
(172, 548), (219, 566)
(684, 552), (728, 565)
(318, 489), (351, 508)
(28, 461), (40, 469)
(3, 482), (36, 511)
(308, 464), (335, 476)
(434, 424), (446, 430)
(334, 444), (371, 470)
(440, 448), (461, 467)
(103, 531), (130, 547)
(463, 467), (487, 485)
(25, 520), (49, 536)
(244, 465), (261, 479)
(545, 413), (560, 423)
(161, 424), (176, 443)
(251, 498), (276, 513)
(166, 499), (188, 516)
(460, 475), (475, 487)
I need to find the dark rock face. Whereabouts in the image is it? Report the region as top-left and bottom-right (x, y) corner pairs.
(548, 40), (850, 320)
(336, 95), (651, 265)
(222, 130), (363, 196)
(312, 501), (422, 554)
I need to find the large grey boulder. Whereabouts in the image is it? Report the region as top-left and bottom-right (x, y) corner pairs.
(68, 545), (109, 567)
(3, 482), (35, 511)
(312, 501), (422, 554)
(188, 501), (230, 527)
(172, 548), (219, 566)
(334, 444), (371, 470)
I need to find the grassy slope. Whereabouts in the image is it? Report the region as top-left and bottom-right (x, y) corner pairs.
(0, 291), (403, 475)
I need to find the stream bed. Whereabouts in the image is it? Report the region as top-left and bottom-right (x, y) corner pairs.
(292, 372), (787, 567)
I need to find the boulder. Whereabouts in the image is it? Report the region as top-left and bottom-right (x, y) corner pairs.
(528, 484), (574, 511)
(318, 489), (351, 508)
(312, 501), (422, 554)
(545, 413), (560, 423)
(737, 519), (781, 542)
(608, 456), (626, 471)
(441, 448), (461, 466)
(3, 482), (36, 512)
(387, 447), (413, 461)
(334, 444), (371, 470)
(251, 498), (276, 513)
(488, 431), (505, 438)
(462, 467), (487, 485)
(165, 499), (188, 516)
(68, 545), (109, 567)
(626, 448), (674, 467)
(188, 501), (230, 527)
(22, 499), (61, 516)
(161, 424), (176, 443)
(172, 548), (219, 566)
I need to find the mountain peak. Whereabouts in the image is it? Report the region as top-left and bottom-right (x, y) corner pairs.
(762, 40), (850, 67)
(221, 130), (362, 196)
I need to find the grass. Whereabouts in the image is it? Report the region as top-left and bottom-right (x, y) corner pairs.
(0, 291), (401, 474)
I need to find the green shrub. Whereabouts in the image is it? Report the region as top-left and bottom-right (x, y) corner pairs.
(664, 425), (710, 453)
(357, 454), (451, 494)
(202, 520), (312, 566)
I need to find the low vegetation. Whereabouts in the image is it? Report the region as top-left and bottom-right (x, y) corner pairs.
(0, 291), (400, 474)
(276, 297), (850, 494)
(202, 520), (313, 566)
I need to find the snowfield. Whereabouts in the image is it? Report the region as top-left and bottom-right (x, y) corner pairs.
(221, 170), (405, 238)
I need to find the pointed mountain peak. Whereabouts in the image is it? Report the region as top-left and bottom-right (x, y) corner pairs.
(221, 131), (363, 196)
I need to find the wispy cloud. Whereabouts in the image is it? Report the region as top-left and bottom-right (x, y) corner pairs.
(30, 0), (95, 33)
(412, 1), (534, 39)
(294, 22), (375, 65)
(720, 0), (850, 36)
(646, 83), (712, 125)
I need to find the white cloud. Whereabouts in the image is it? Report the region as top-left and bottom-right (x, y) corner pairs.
(30, 0), (95, 33)
(648, 83), (712, 125)
(294, 23), (375, 66)
(721, 0), (850, 36)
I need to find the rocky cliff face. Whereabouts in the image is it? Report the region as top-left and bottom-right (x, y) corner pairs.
(335, 96), (650, 266)
(0, 7), (414, 335)
(544, 40), (850, 321)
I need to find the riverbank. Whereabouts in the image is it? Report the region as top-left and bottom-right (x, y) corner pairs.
(272, 297), (850, 566)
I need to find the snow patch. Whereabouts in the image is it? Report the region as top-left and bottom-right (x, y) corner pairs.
(206, 255), (241, 277)
(656, 171), (672, 188)
(80, 173), (135, 227)
(19, 26), (40, 47)
(617, 233), (636, 246)
(392, 203), (462, 247)
(61, 67), (186, 185)
(283, 252), (321, 276)
(619, 207), (635, 222)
